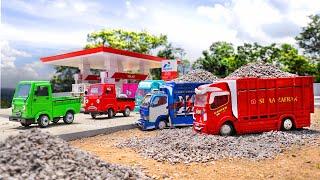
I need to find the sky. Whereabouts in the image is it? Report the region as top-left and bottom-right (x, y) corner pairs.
(1, 0), (320, 88)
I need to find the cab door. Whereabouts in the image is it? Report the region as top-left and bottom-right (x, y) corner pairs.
(149, 95), (168, 122)
(32, 85), (53, 118)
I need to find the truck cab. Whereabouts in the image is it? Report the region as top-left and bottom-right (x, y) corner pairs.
(10, 81), (81, 127)
(84, 83), (135, 119)
(134, 80), (164, 111)
(138, 82), (208, 130)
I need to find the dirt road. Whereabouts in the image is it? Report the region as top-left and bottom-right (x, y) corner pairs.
(71, 109), (320, 180)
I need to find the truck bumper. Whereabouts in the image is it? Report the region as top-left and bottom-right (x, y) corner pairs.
(136, 119), (156, 130)
(9, 116), (33, 124)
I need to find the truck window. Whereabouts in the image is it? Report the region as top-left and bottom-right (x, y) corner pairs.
(36, 86), (49, 96)
(142, 95), (152, 106)
(152, 96), (167, 107)
(88, 86), (102, 95)
(15, 84), (31, 98)
(195, 94), (207, 107)
(210, 95), (228, 109)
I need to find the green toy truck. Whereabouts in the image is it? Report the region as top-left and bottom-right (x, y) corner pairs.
(9, 81), (81, 128)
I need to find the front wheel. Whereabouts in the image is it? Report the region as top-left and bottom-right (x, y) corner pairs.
(108, 109), (114, 119)
(91, 113), (96, 119)
(63, 112), (74, 124)
(158, 120), (166, 130)
(282, 118), (293, 131)
(123, 107), (130, 117)
(219, 122), (234, 136)
(38, 115), (50, 128)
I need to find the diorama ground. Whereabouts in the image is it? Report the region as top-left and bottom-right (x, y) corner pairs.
(71, 109), (320, 180)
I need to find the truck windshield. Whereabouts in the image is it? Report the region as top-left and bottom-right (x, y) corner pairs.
(195, 94), (207, 107)
(141, 95), (151, 106)
(88, 86), (102, 95)
(136, 89), (150, 98)
(15, 84), (31, 98)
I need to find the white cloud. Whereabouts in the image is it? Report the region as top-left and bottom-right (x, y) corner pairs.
(1, 41), (52, 88)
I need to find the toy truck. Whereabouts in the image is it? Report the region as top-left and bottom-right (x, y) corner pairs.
(137, 82), (208, 130)
(135, 80), (165, 111)
(84, 83), (135, 119)
(9, 81), (81, 128)
(193, 77), (314, 135)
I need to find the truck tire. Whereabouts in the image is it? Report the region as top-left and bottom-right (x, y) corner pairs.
(63, 111), (74, 124)
(38, 115), (50, 128)
(21, 122), (31, 127)
(282, 118), (293, 131)
(158, 120), (166, 130)
(219, 122), (234, 136)
(123, 107), (130, 117)
(52, 118), (60, 124)
(91, 113), (97, 119)
(108, 109), (114, 119)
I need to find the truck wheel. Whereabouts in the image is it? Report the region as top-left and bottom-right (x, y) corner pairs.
(158, 120), (166, 130)
(91, 113), (96, 119)
(38, 115), (50, 128)
(52, 118), (60, 124)
(108, 109), (114, 118)
(21, 122), (31, 127)
(63, 112), (74, 124)
(282, 118), (293, 131)
(123, 107), (130, 117)
(220, 122), (234, 136)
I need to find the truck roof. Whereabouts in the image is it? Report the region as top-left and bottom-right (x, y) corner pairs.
(19, 81), (50, 85)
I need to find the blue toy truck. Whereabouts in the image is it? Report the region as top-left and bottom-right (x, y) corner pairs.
(134, 80), (165, 111)
(137, 82), (208, 130)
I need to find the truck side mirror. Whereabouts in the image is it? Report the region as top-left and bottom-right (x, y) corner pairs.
(84, 91), (88, 95)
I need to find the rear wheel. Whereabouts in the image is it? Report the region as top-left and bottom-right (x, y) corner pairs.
(21, 122), (31, 127)
(108, 109), (114, 118)
(219, 122), (234, 136)
(91, 113), (97, 119)
(123, 107), (130, 117)
(63, 111), (74, 124)
(158, 120), (166, 130)
(38, 115), (50, 128)
(282, 118), (293, 131)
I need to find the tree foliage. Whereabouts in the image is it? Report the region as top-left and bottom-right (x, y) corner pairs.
(194, 41), (315, 78)
(86, 29), (167, 54)
(50, 66), (80, 92)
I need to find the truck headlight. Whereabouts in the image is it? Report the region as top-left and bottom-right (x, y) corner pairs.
(12, 104), (15, 110)
(22, 105), (26, 111)
(96, 99), (100, 104)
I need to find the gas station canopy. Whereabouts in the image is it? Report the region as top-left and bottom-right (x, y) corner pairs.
(40, 46), (165, 72)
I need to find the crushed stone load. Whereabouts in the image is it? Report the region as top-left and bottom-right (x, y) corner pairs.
(173, 69), (219, 83)
(0, 129), (150, 180)
(117, 128), (320, 164)
(226, 62), (297, 79)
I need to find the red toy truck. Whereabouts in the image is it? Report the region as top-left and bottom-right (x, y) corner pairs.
(193, 77), (314, 135)
(84, 83), (135, 119)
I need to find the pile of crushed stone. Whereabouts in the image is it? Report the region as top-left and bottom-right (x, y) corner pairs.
(226, 62), (297, 79)
(173, 69), (219, 83)
(117, 128), (320, 164)
(0, 129), (150, 179)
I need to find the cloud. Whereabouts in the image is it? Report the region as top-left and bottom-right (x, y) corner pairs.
(1, 41), (52, 88)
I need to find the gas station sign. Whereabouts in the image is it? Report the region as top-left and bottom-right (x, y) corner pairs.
(161, 60), (178, 81)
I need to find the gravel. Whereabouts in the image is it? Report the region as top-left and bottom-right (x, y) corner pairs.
(117, 128), (320, 164)
(0, 129), (150, 180)
(226, 62), (297, 79)
(172, 69), (219, 83)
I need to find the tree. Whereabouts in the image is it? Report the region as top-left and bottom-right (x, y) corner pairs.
(86, 29), (167, 54)
(296, 15), (320, 59)
(50, 66), (80, 92)
(194, 41), (236, 77)
(295, 14), (320, 82)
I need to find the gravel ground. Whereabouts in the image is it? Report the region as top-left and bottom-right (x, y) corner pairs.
(0, 129), (150, 180)
(117, 128), (320, 164)
(226, 62), (297, 79)
(172, 69), (219, 83)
